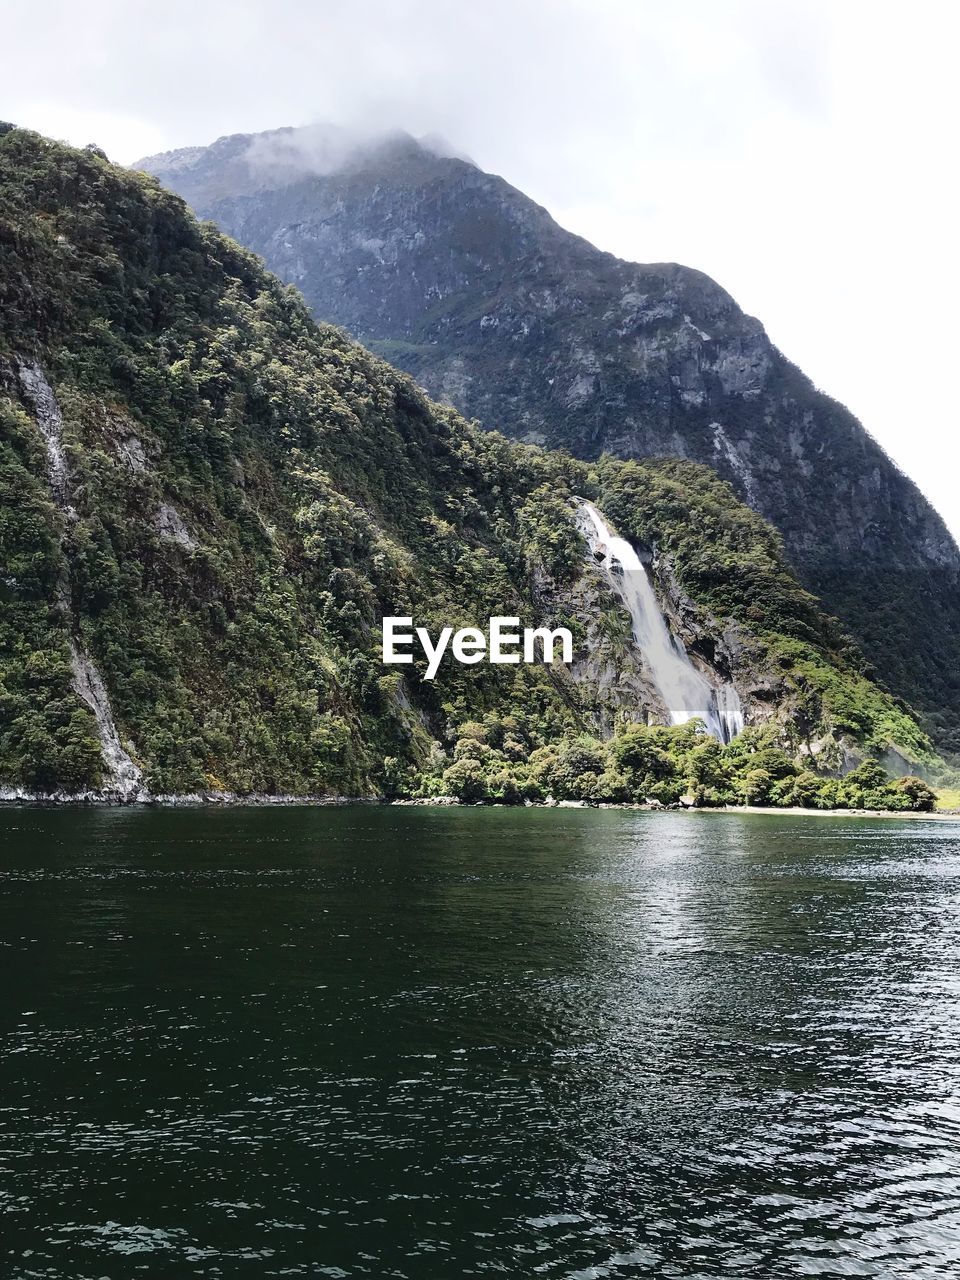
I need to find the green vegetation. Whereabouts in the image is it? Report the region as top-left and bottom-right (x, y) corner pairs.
(0, 128), (949, 806)
(421, 717), (937, 811)
(594, 458), (935, 762)
(0, 398), (104, 789)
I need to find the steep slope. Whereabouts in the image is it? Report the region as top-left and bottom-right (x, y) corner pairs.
(0, 128), (940, 807)
(138, 127), (960, 752)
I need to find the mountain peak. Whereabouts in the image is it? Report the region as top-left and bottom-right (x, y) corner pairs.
(136, 124), (475, 210)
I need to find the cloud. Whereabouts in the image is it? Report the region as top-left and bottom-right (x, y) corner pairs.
(241, 124), (472, 187)
(3, 0), (959, 536)
(243, 124), (393, 184)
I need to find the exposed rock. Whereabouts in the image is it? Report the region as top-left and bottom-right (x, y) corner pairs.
(15, 358), (74, 511)
(156, 502), (198, 550)
(117, 434), (148, 472)
(69, 644), (144, 800)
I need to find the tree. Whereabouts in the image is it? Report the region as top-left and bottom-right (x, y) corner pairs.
(441, 758), (488, 803)
(889, 775), (937, 812)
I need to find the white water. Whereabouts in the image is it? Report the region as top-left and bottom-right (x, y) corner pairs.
(17, 361), (144, 798)
(712, 684), (745, 743)
(579, 501), (744, 743)
(69, 645), (144, 799)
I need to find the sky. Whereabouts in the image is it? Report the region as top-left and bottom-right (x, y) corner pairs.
(5, 0), (959, 539)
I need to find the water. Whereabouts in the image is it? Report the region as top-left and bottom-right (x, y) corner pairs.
(2, 805), (960, 1278)
(579, 502), (743, 742)
(69, 646), (144, 800)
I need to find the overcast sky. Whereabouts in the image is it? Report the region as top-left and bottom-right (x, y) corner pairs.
(5, 0), (959, 538)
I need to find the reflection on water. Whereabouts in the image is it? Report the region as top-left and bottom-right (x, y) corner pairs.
(1, 806), (960, 1277)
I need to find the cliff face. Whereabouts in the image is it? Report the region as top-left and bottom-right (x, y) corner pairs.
(139, 128), (960, 751)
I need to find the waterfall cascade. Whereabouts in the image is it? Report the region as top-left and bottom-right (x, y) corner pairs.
(69, 645), (144, 799)
(17, 360), (144, 798)
(578, 501), (744, 743)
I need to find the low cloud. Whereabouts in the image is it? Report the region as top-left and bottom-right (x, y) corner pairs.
(243, 123), (472, 186)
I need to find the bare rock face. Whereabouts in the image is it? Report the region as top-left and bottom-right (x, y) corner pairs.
(138, 128), (960, 749)
(155, 503), (198, 551)
(546, 559), (670, 738)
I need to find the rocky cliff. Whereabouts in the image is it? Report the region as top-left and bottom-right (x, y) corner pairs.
(138, 127), (960, 752)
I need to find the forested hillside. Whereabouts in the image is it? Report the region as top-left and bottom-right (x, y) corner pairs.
(0, 128), (943, 808)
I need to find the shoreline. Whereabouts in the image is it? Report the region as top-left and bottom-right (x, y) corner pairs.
(1, 788), (957, 820)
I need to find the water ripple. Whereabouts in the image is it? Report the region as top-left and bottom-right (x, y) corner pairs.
(1, 806), (960, 1277)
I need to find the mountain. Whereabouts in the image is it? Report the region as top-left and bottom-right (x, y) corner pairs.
(138, 126), (960, 754)
(0, 126), (944, 810)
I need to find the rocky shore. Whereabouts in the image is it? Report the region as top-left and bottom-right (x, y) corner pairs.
(3, 788), (954, 819)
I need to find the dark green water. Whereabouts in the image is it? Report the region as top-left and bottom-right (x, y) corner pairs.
(2, 807), (960, 1278)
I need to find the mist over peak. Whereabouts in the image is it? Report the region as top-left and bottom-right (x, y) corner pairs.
(137, 123), (475, 206)
(243, 123), (474, 186)
(244, 123), (394, 183)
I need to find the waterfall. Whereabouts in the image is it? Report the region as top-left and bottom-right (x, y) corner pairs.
(578, 501), (743, 743)
(69, 645), (144, 799)
(17, 360), (144, 798)
(712, 684), (745, 744)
